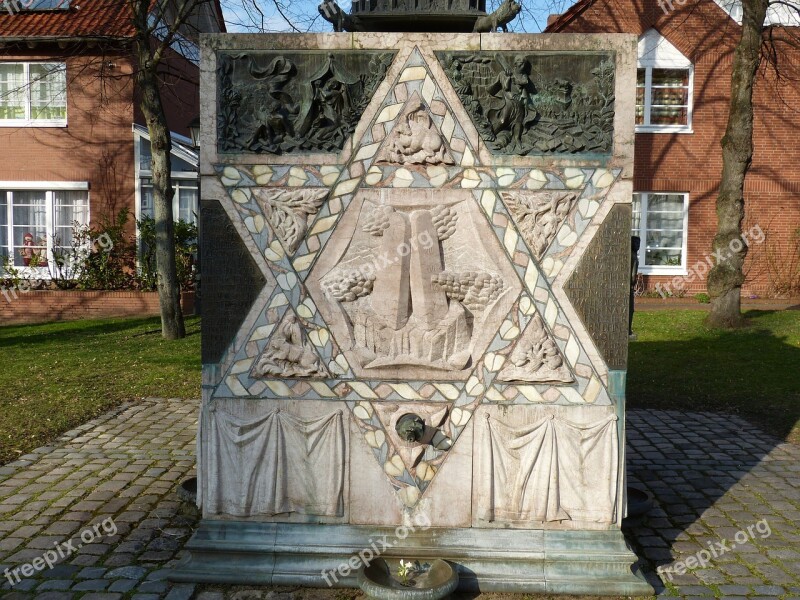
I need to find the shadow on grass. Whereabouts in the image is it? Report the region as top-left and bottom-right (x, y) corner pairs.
(628, 310), (800, 442)
(0, 316), (165, 348)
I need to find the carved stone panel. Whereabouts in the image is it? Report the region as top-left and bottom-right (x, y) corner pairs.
(201, 399), (347, 518)
(497, 314), (573, 383)
(473, 405), (619, 527)
(564, 203), (631, 370)
(437, 51), (615, 155)
(252, 188), (329, 254)
(251, 311), (330, 379)
(374, 94), (455, 166)
(500, 190), (577, 259)
(306, 188), (522, 381)
(200, 199), (268, 364)
(217, 51), (394, 154)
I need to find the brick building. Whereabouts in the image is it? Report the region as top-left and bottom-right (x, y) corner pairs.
(0, 0), (224, 276)
(547, 0), (800, 297)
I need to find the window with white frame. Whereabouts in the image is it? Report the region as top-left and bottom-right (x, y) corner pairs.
(636, 29), (693, 132)
(0, 185), (89, 272)
(631, 192), (689, 274)
(140, 178), (199, 225)
(0, 62), (67, 126)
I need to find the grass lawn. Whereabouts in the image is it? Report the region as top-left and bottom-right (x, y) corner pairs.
(628, 309), (800, 444)
(0, 316), (200, 464)
(0, 309), (797, 465)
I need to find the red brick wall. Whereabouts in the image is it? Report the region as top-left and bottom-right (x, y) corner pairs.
(0, 49), (137, 231)
(132, 46), (201, 138)
(550, 0), (800, 297)
(0, 290), (195, 325)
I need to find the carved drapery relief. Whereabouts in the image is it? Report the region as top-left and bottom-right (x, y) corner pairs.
(498, 314), (573, 383)
(252, 313), (329, 378)
(476, 411), (618, 524)
(437, 52), (615, 155)
(308, 189), (521, 380)
(375, 96), (455, 165)
(252, 188), (328, 254)
(500, 191), (577, 259)
(203, 406), (345, 517)
(217, 51), (394, 154)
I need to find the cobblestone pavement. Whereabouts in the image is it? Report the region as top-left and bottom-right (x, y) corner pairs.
(0, 398), (798, 599)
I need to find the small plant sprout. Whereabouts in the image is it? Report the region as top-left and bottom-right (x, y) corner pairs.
(397, 559), (418, 585)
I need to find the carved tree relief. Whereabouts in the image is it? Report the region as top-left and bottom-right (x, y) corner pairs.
(308, 189), (521, 381)
(252, 188), (328, 254)
(501, 191), (577, 259)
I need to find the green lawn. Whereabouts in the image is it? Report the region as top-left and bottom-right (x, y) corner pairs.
(0, 316), (200, 464)
(0, 309), (797, 465)
(628, 309), (800, 444)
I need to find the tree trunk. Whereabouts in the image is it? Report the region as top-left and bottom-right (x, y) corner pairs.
(135, 45), (186, 340)
(706, 0), (769, 328)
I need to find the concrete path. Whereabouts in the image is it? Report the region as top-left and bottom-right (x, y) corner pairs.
(0, 398), (798, 599)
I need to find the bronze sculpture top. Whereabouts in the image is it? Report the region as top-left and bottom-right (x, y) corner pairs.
(318, 0), (520, 33)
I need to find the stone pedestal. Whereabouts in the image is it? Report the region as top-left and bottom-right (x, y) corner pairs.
(175, 31), (652, 595)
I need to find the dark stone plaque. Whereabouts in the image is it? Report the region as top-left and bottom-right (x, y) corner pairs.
(200, 199), (267, 364)
(217, 51), (395, 155)
(564, 203), (631, 370)
(436, 51), (615, 155)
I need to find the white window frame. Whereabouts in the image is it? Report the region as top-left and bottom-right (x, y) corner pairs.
(138, 175), (199, 224)
(0, 181), (90, 278)
(132, 126), (199, 266)
(632, 192), (689, 276)
(636, 29), (693, 134)
(636, 65), (694, 133)
(0, 62), (67, 128)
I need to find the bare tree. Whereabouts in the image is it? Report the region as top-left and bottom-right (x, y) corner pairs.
(129, 0), (216, 339)
(706, 0), (770, 327)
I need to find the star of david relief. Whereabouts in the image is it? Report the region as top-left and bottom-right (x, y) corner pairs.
(206, 43), (626, 507)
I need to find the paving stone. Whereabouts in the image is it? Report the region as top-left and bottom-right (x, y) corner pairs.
(108, 580), (138, 593)
(105, 566), (146, 580)
(165, 583), (196, 600)
(32, 593), (75, 600)
(717, 583), (753, 595)
(36, 579), (74, 591)
(137, 581), (169, 593)
(72, 579), (109, 591)
(77, 567), (107, 579)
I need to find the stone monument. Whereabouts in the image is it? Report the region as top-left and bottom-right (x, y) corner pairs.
(174, 4), (651, 593)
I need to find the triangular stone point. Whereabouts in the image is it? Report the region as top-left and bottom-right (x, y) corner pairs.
(500, 190), (579, 260)
(497, 313), (573, 384)
(250, 307), (330, 379)
(374, 92), (455, 167)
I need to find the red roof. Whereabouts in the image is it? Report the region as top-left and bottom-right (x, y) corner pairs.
(544, 0), (596, 32)
(0, 0), (225, 40)
(0, 0), (137, 39)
